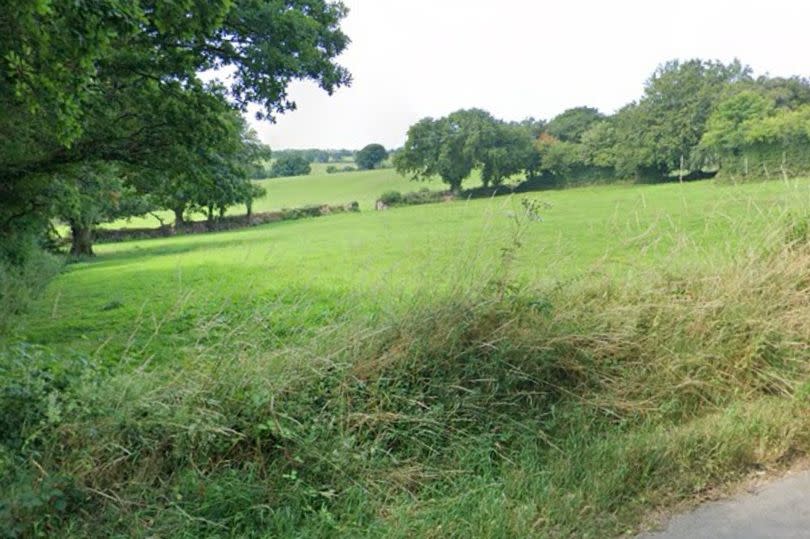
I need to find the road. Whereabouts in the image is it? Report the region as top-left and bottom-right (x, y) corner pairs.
(639, 469), (810, 539)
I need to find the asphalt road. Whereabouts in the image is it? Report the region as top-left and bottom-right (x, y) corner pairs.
(638, 470), (810, 539)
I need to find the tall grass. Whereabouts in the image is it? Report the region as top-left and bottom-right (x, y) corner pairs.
(0, 249), (62, 333)
(1, 212), (809, 537)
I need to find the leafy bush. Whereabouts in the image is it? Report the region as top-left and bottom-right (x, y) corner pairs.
(0, 345), (99, 535)
(270, 156), (312, 178)
(377, 188), (447, 208)
(378, 191), (403, 205)
(326, 165), (356, 174)
(401, 187), (445, 205)
(280, 205), (323, 220)
(0, 249), (62, 331)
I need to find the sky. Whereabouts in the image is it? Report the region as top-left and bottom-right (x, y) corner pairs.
(248, 0), (810, 150)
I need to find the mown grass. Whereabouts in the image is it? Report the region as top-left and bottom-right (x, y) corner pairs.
(2, 177), (810, 537)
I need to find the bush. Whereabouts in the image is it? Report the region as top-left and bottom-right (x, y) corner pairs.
(0, 248), (62, 331)
(270, 156), (312, 178)
(378, 191), (403, 205)
(377, 188), (448, 208)
(401, 187), (445, 205)
(325, 165), (356, 175)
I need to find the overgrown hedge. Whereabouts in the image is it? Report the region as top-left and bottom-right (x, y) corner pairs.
(0, 248), (62, 331)
(376, 188), (452, 208)
(715, 143), (810, 180)
(94, 201), (360, 244)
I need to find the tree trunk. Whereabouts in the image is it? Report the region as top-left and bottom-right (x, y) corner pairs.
(173, 207), (185, 228)
(246, 200), (253, 224)
(70, 225), (94, 257)
(206, 204), (215, 230)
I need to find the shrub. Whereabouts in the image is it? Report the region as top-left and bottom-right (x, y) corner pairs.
(401, 187), (445, 205)
(378, 191), (403, 205)
(269, 156), (312, 178)
(377, 188), (448, 208)
(325, 165), (355, 175)
(0, 249), (62, 331)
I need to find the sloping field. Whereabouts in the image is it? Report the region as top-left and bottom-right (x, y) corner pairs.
(3, 177), (810, 537)
(18, 178), (810, 360)
(107, 167), (454, 229)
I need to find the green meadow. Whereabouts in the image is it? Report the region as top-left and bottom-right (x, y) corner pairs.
(7, 4), (810, 538)
(15, 176), (810, 361)
(4, 173), (810, 537)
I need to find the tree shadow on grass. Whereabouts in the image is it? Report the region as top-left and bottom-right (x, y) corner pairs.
(14, 270), (370, 369)
(78, 224), (300, 271)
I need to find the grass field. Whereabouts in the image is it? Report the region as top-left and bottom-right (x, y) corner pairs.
(18, 177), (810, 360)
(107, 165), (452, 229)
(3, 173), (810, 537)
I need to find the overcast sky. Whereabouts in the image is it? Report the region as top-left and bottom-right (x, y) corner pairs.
(249, 0), (809, 150)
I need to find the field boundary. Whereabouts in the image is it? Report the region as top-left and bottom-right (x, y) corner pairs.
(91, 201), (360, 244)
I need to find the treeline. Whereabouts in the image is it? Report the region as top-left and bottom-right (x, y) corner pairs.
(271, 148), (355, 164)
(395, 59), (810, 191)
(0, 1), (350, 265)
(261, 144), (390, 178)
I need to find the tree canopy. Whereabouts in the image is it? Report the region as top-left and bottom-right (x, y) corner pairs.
(270, 155), (313, 178)
(1, 0), (351, 258)
(395, 109), (537, 191)
(394, 58), (810, 191)
(355, 144), (389, 170)
(546, 107), (604, 143)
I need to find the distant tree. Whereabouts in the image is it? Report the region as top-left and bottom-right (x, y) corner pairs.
(515, 117), (547, 138)
(246, 142), (273, 179)
(580, 121), (619, 169)
(395, 113), (479, 193)
(131, 105), (261, 229)
(271, 149), (343, 164)
(270, 156), (312, 178)
(243, 183), (267, 221)
(480, 123), (535, 187)
(396, 109), (537, 191)
(546, 107), (604, 143)
(535, 136), (578, 178)
(355, 144), (388, 170)
(754, 76), (810, 110)
(745, 105), (810, 148)
(609, 59), (752, 179)
(700, 91), (775, 157)
(53, 162), (152, 256)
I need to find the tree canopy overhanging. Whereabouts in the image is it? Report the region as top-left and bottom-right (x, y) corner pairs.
(1, 0), (350, 257)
